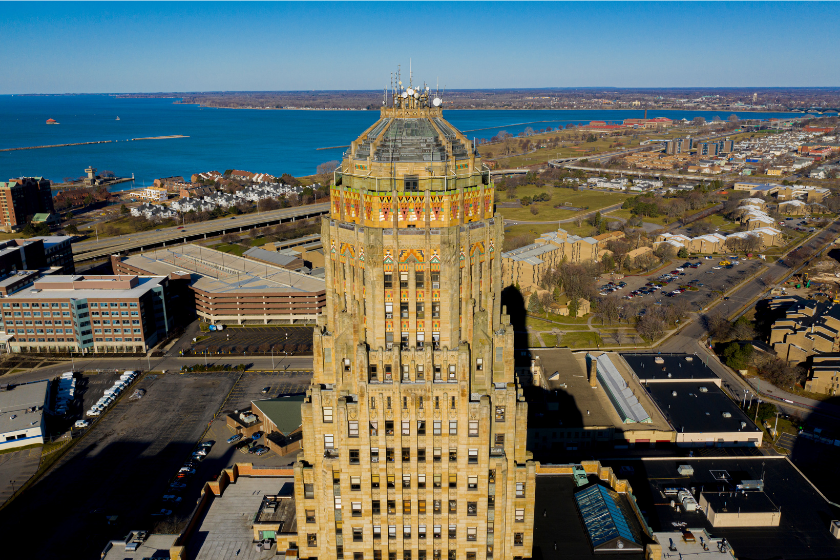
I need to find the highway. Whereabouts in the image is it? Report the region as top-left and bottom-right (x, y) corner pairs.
(71, 203), (330, 262)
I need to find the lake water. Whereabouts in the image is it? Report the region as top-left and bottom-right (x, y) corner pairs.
(0, 95), (819, 190)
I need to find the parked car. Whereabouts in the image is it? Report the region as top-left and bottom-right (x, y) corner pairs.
(227, 434), (243, 444)
(255, 447), (269, 456)
(170, 482), (187, 489)
(199, 440), (214, 449)
(178, 467), (196, 475)
(261, 387), (271, 394)
(151, 509), (173, 517)
(86, 409), (101, 417)
(74, 420), (90, 428)
(162, 495), (182, 503)
(251, 431), (263, 441)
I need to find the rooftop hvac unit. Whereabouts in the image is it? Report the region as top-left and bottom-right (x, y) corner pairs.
(722, 412), (732, 418)
(678, 465), (695, 476)
(699, 387), (708, 393)
(830, 520), (840, 539)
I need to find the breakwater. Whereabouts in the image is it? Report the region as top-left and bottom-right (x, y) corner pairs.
(0, 135), (188, 152)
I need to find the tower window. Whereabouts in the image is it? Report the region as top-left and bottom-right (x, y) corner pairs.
(416, 272), (425, 289)
(404, 177), (419, 191)
(400, 272), (409, 289)
(384, 274), (393, 289)
(431, 272), (440, 289)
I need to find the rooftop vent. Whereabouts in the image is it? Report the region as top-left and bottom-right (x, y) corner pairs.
(699, 386), (708, 393)
(655, 357), (664, 364)
(722, 412), (732, 418)
(685, 356), (694, 362)
(672, 391), (678, 397)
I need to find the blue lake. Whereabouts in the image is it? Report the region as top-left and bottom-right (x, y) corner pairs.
(0, 95), (818, 190)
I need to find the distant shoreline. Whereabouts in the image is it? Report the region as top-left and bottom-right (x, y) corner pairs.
(171, 101), (798, 115)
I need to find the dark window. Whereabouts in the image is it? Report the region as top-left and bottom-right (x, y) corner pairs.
(372, 500), (381, 515)
(467, 502), (477, 516)
(349, 449), (360, 465)
(384, 274), (393, 289)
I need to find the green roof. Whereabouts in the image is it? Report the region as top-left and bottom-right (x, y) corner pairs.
(32, 213), (53, 222)
(252, 396), (305, 435)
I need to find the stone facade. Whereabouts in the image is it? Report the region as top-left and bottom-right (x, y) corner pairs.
(293, 87), (535, 560)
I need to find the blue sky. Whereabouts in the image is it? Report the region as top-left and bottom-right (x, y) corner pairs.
(2, 2), (837, 94)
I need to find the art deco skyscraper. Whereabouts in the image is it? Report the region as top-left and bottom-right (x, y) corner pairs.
(294, 76), (535, 560)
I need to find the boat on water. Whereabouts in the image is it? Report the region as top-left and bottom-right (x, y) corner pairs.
(116, 116), (120, 121)
(46, 118), (59, 125)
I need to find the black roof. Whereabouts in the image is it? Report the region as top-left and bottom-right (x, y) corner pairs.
(644, 382), (761, 435)
(620, 353), (720, 382)
(599, 457), (840, 560)
(533, 475), (647, 560)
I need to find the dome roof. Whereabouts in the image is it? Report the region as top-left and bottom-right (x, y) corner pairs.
(352, 115), (471, 163)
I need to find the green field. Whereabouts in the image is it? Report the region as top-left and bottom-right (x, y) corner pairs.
(497, 186), (629, 222)
(560, 331), (604, 348)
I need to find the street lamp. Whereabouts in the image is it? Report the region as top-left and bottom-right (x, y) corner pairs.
(271, 346), (275, 369)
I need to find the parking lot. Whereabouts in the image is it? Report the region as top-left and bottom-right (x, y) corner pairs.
(189, 325), (313, 356)
(0, 372), (236, 558)
(599, 256), (765, 312)
(0, 369), (313, 558)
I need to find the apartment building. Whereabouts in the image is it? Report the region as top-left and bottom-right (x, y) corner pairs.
(0, 177), (55, 232)
(127, 186), (168, 202)
(1, 275), (174, 354)
(769, 297), (840, 363)
(805, 354), (840, 396)
(502, 229), (619, 290)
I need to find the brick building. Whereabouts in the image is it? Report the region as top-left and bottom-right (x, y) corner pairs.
(0, 177), (55, 232)
(1, 274), (174, 354)
(111, 245), (325, 325)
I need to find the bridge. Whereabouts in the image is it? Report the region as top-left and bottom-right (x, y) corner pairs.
(72, 203), (330, 263)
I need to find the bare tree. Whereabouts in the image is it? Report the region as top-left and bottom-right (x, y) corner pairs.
(316, 161), (339, 186)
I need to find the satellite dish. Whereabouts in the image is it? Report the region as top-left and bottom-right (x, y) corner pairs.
(401, 91), (409, 99)
(406, 88), (414, 96)
(432, 98), (442, 107)
(414, 92), (420, 99)
(426, 86), (430, 90)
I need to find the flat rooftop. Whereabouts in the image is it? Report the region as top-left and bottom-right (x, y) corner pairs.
(0, 380), (48, 435)
(534, 475), (647, 560)
(189, 476), (296, 560)
(102, 533), (177, 560)
(653, 530), (732, 560)
(600, 457), (840, 560)
(5, 275), (166, 301)
(620, 353), (720, 382)
(528, 349), (672, 434)
(702, 490), (779, 515)
(121, 245), (325, 295)
(644, 382), (760, 435)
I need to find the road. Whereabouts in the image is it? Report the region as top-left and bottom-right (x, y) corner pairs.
(652, 216), (840, 418)
(3, 355), (316, 386)
(71, 202), (330, 262)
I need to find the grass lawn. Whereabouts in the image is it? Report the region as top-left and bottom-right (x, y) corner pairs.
(247, 237), (272, 247)
(497, 186), (629, 222)
(212, 243), (247, 256)
(540, 334), (558, 347)
(560, 331), (604, 348)
(704, 214), (740, 232)
(605, 208), (633, 220)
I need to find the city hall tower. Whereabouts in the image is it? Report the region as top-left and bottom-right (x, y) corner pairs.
(294, 75), (535, 560)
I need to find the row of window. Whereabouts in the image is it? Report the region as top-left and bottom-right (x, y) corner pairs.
(91, 311), (139, 317)
(18, 337), (72, 343)
(3, 302), (70, 309)
(327, 419), (481, 437)
(6, 328), (72, 335)
(2, 319), (73, 326)
(95, 337), (143, 342)
(4, 311), (72, 318)
(93, 329), (142, 334)
(92, 320), (140, 326)
(304, 478), (525, 497)
(383, 272), (440, 290)
(307, 543), (516, 559)
(385, 303), (441, 320)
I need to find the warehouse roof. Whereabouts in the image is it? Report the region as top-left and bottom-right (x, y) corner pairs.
(620, 353), (720, 382)
(0, 381), (48, 435)
(644, 382), (760, 435)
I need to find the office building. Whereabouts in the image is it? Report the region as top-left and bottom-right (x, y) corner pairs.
(293, 78), (536, 560)
(1, 274), (174, 354)
(0, 177), (55, 232)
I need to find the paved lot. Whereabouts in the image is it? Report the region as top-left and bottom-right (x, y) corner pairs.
(190, 326), (313, 356)
(0, 446), (41, 505)
(0, 372), (236, 559)
(600, 256), (765, 312)
(777, 432), (797, 451)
